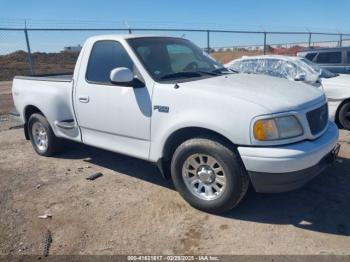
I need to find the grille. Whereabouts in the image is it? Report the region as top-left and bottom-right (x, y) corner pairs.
(306, 103), (328, 135)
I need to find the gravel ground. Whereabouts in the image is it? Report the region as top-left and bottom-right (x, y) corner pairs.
(0, 116), (349, 256)
(0, 81), (14, 115)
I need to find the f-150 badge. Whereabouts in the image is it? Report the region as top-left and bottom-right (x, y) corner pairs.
(154, 105), (169, 113)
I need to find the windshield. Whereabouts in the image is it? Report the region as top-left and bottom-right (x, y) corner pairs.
(127, 37), (228, 81)
(299, 58), (338, 78)
(299, 57), (321, 72)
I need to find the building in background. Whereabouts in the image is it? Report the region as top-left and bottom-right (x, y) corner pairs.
(62, 45), (82, 53)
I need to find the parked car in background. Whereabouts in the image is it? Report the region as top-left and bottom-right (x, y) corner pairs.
(226, 55), (350, 130)
(12, 35), (339, 213)
(297, 47), (350, 74)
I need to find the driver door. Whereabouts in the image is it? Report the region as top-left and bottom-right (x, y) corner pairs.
(74, 40), (152, 159)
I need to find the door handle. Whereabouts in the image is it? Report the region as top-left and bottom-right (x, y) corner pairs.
(78, 96), (90, 103)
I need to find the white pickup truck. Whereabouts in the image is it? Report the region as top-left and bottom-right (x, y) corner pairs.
(12, 35), (340, 213)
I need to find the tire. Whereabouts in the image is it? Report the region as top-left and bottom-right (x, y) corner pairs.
(170, 137), (249, 213)
(338, 102), (350, 130)
(27, 113), (63, 156)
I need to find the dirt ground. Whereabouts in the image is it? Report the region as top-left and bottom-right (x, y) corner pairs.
(0, 116), (349, 256)
(0, 81), (14, 115)
(0, 80), (350, 256)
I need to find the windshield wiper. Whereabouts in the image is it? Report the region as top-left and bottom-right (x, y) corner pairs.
(196, 70), (220, 76)
(159, 71), (203, 80)
(159, 68), (234, 80)
(211, 67), (236, 74)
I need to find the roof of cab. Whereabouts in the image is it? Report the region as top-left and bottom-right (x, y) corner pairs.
(86, 34), (183, 42)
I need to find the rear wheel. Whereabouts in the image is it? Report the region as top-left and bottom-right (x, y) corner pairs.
(28, 113), (63, 156)
(170, 137), (249, 213)
(338, 102), (350, 130)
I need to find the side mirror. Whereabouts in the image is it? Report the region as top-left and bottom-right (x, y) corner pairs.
(110, 67), (134, 85)
(294, 73), (306, 81)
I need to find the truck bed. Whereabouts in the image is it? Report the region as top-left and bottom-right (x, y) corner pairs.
(12, 72), (76, 138)
(15, 73), (73, 82)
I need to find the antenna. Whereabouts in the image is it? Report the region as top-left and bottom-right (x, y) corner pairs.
(124, 21), (132, 34)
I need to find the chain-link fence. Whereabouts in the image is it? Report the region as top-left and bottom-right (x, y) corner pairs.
(1, 27), (349, 81)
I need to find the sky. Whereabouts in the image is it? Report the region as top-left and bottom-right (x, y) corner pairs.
(1, 0), (350, 53)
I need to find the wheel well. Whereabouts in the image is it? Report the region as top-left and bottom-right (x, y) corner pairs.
(335, 98), (350, 128)
(158, 127), (237, 179)
(24, 105), (43, 123)
(23, 105), (44, 140)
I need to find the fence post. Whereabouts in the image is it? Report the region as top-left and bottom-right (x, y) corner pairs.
(339, 34), (343, 47)
(207, 30), (210, 53)
(308, 33), (312, 48)
(24, 25), (35, 74)
(263, 32), (267, 55)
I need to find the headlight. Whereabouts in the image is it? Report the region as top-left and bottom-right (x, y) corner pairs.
(253, 116), (303, 141)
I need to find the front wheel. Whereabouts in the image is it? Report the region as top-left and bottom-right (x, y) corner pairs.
(170, 137), (249, 213)
(28, 113), (63, 156)
(338, 102), (350, 130)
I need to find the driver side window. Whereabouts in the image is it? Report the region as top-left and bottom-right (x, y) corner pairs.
(86, 40), (134, 84)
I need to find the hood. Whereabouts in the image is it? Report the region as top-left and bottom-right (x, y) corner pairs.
(322, 74), (350, 86)
(181, 73), (326, 113)
(322, 74), (350, 100)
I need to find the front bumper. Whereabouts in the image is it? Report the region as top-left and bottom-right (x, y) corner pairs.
(238, 121), (339, 193)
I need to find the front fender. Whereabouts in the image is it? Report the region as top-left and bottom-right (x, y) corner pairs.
(149, 108), (255, 162)
(149, 82), (270, 162)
